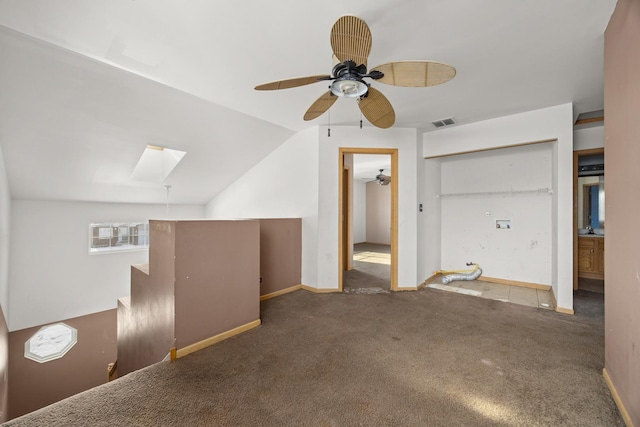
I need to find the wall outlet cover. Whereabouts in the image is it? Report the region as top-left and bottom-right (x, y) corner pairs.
(496, 219), (512, 229)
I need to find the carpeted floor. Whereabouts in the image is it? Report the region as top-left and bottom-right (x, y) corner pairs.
(3, 288), (622, 426)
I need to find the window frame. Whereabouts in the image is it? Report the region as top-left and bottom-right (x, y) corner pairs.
(89, 222), (149, 254)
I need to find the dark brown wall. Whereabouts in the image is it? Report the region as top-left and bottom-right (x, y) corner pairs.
(0, 306), (8, 423)
(259, 219), (302, 296)
(8, 309), (116, 420)
(174, 220), (260, 348)
(604, 0), (640, 424)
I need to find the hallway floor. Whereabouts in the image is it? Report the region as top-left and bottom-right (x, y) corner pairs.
(344, 243), (391, 292)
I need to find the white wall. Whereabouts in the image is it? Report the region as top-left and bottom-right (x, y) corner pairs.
(365, 182), (390, 244)
(205, 127), (320, 287)
(423, 103), (574, 311)
(574, 125), (604, 151)
(0, 146), (10, 319)
(439, 143), (553, 284)
(353, 180), (366, 244)
(317, 126), (420, 289)
(9, 200), (204, 331)
(419, 158), (441, 282)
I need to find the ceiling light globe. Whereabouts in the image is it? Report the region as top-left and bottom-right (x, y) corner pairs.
(330, 79), (368, 98)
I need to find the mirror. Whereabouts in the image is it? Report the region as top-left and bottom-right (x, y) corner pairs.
(578, 175), (604, 230)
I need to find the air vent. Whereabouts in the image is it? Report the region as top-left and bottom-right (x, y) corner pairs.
(432, 117), (456, 128)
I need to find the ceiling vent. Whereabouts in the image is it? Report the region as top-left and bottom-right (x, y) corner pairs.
(432, 117), (456, 128)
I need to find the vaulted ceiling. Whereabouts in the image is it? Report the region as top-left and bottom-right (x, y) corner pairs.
(0, 1), (616, 204)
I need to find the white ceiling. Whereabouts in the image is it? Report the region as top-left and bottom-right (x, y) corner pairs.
(0, 0), (616, 204)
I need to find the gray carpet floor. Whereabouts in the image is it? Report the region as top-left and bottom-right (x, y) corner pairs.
(4, 288), (622, 426)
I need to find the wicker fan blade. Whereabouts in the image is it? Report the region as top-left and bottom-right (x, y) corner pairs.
(358, 87), (395, 129)
(255, 75), (331, 91)
(371, 61), (456, 87)
(304, 91), (338, 121)
(330, 16), (372, 68)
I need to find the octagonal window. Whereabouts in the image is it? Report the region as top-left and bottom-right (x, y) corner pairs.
(24, 323), (77, 363)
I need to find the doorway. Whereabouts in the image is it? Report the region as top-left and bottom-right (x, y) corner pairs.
(573, 147), (605, 294)
(338, 148), (398, 292)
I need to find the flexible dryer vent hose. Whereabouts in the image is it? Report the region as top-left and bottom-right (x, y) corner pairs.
(439, 263), (482, 284)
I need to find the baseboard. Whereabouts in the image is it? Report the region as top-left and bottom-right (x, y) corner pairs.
(555, 306), (574, 315)
(260, 284), (340, 298)
(603, 368), (634, 427)
(549, 289), (557, 309)
(578, 272), (604, 281)
(175, 319), (261, 359)
(546, 290), (574, 315)
(479, 276), (551, 291)
(260, 285), (302, 301)
(397, 287), (418, 291)
(300, 284), (340, 294)
(422, 274), (441, 288)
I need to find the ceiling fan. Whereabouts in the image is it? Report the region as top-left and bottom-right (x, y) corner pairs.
(366, 169), (391, 186)
(255, 15), (456, 129)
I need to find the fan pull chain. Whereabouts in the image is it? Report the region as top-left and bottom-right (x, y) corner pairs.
(327, 107), (331, 137)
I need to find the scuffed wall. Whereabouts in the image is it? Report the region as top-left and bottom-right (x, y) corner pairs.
(439, 143), (553, 284)
(603, 0), (640, 424)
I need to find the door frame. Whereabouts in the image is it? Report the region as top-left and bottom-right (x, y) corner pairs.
(338, 147), (398, 291)
(573, 147), (604, 290)
(342, 166), (351, 271)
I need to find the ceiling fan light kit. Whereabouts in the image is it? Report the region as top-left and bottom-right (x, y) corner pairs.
(330, 79), (368, 98)
(255, 15), (456, 129)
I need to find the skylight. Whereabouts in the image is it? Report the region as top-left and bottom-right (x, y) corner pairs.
(130, 145), (186, 182)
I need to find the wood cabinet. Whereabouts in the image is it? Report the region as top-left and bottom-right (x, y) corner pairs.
(578, 236), (604, 279)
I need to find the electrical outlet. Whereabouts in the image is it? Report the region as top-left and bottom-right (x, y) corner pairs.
(496, 220), (511, 229)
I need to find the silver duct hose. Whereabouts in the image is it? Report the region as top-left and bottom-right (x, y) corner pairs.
(441, 263), (482, 284)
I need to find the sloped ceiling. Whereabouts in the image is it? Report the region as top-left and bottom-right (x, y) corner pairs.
(0, 0), (616, 204)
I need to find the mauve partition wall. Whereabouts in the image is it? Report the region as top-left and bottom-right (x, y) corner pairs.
(117, 221), (177, 376)
(604, 0), (640, 424)
(0, 307), (7, 423)
(173, 220), (260, 349)
(118, 219), (260, 376)
(259, 218), (302, 297)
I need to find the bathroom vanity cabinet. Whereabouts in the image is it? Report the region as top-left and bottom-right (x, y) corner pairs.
(578, 236), (604, 279)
